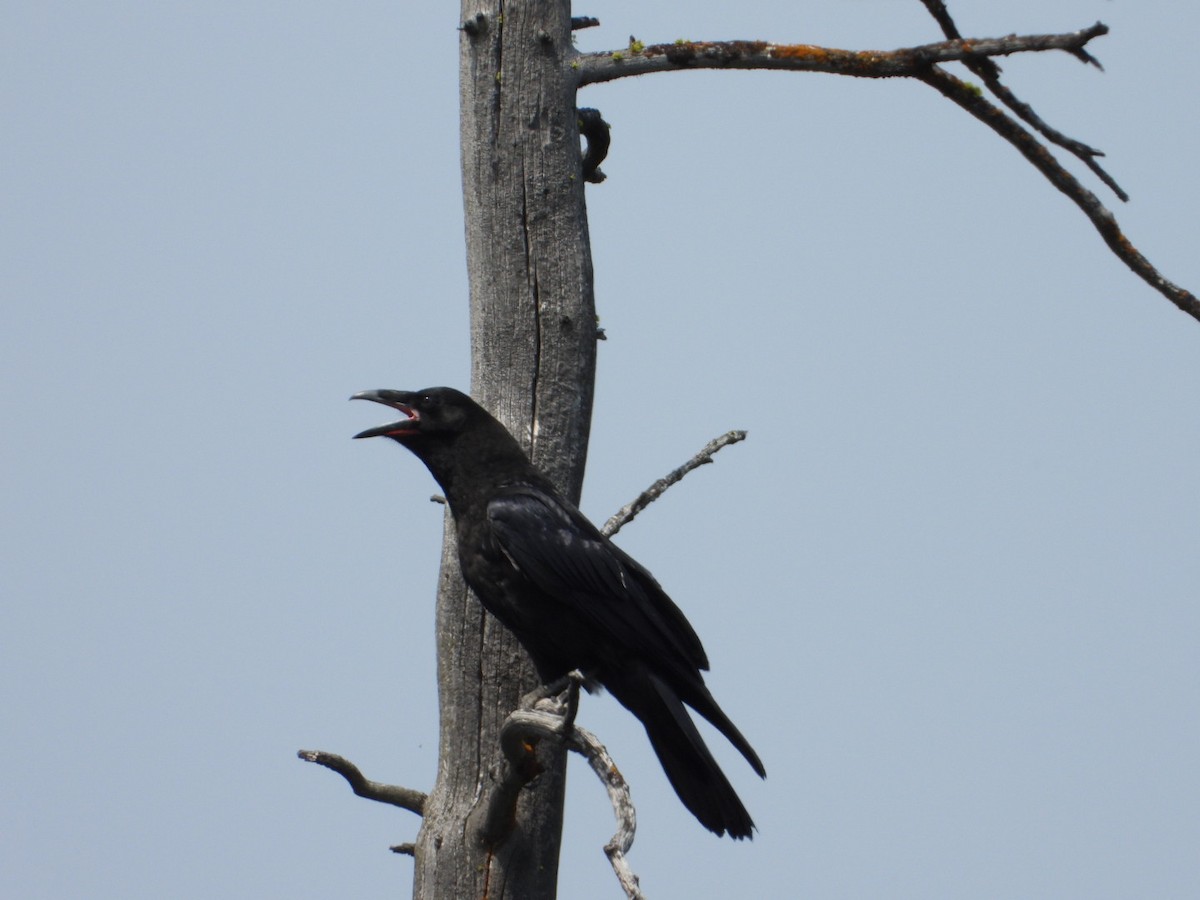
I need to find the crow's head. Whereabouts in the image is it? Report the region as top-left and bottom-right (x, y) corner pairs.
(351, 386), (531, 502)
(351, 387), (473, 441)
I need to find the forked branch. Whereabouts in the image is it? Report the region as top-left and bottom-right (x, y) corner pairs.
(916, 0), (1125, 199)
(575, 13), (1198, 323)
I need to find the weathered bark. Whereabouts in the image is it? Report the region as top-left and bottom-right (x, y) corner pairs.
(411, 1), (595, 897)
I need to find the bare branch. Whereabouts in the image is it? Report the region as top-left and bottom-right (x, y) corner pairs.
(919, 0), (966, 44)
(574, 26), (1109, 86)
(602, 430), (747, 538)
(576, 19), (1197, 322)
(472, 675), (645, 899)
(918, 66), (1200, 322)
(571, 721), (643, 899)
(917, 1), (1125, 200)
(296, 750), (426, 815)
(971, 73), (1126, 201)
(919, 0), (1099, 67)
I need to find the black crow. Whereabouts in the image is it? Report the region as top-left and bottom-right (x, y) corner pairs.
(353, 386), (764, 837)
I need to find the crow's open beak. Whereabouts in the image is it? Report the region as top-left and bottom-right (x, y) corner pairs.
(351, 390), (420, 439)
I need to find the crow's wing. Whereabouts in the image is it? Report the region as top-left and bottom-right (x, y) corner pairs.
(486, 485), (709, 673)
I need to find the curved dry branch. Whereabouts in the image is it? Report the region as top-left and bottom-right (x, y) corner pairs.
(471, 674), (584, 847)
(602, 430), (748, 538)
(569, 720), (642, 899)
(297, 749), (427, 815)
(574, 25), (1108, 86)
(471, 675), (644, 899)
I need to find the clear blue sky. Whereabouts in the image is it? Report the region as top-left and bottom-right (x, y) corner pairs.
(4, 1), (1198, 897)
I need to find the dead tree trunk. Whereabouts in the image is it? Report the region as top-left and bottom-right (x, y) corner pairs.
(399, 2), (1198, 897)
(411, 2), (595, 897)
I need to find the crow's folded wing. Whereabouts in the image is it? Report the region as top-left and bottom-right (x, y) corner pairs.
(486, 485), (709, 673)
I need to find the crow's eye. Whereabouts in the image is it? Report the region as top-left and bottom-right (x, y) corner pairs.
(422, 393), (439, 409)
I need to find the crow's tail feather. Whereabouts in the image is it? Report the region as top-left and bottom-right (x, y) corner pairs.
(609, 669), (758, 839)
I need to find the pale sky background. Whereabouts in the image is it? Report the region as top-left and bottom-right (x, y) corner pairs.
(4, 1), (1198, 897)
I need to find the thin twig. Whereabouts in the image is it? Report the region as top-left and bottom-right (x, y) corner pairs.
(297, 750), (427, 815)
(919, 0), (1099, 68)
(602, 430), (747, 538)
(917, 0), (1126, 200)
(571, 722), (643, 899)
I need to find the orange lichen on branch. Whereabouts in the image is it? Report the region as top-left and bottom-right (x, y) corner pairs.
(768, 43), (832, 62)
(769, 43), (896, 75)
